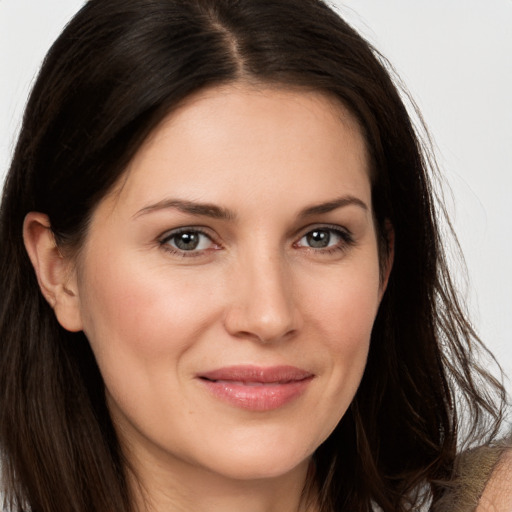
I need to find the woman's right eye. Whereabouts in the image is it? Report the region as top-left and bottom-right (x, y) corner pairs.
(160, 229), (217, 255)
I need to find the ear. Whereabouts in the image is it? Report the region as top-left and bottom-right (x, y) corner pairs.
(379, 219), (394, 300)
(23, 212), (83, 332)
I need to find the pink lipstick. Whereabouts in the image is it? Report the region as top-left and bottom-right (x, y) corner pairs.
(197, 365), (314, 411)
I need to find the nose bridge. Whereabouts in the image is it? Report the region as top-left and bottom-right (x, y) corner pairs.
(225, 241), (299, 343)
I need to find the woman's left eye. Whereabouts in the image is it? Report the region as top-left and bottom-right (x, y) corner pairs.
(296, 227), (353, 251)
(160, 229), (216, 254)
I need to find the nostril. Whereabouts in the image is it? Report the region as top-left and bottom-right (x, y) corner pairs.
(223, 268), (300, 343)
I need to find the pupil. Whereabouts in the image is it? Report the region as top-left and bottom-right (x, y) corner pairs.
(175, 232), (199, 250)
(307, 230), (330, 248)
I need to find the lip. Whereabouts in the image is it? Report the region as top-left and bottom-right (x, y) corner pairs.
(197, 365), (314, 411)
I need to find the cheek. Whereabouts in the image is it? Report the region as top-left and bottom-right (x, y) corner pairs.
(76, 254), (226, 439)
(319, 283), (377, 379)
(295, 256), (381, 435)
(305, 256), (381, 349)
(76, 251), (223, 381)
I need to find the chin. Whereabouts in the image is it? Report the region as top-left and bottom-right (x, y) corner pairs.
(196, 434), (316, 482)
(213, 454), (311, 482)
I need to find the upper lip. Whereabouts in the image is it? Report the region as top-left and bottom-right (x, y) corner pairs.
(198, 365), (314, 383)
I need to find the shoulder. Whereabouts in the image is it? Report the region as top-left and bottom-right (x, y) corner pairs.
(434, 437), (512, 512)
(476, 448), (512, 512)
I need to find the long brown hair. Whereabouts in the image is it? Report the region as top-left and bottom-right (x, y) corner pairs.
(0, 1), (507, 511)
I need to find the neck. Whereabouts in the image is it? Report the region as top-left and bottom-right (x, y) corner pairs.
(127, 451), (318, 512)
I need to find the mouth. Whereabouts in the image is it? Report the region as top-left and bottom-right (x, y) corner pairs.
(197, 365), (314, 411)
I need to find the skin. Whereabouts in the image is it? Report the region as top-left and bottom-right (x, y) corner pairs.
(24, 85), (392, 512)
(477, 450), (512, 512)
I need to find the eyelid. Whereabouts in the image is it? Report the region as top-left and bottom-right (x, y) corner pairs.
(294, 223), (353, 241)
(293, 224), (355, 251)
(156, 223), (354, 258)
(158, 226), (221, 256)
(159, 225), (214, 242)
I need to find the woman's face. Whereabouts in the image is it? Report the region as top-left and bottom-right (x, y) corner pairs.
(71, 85), (389, 484)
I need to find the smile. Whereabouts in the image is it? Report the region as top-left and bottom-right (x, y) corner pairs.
(197, 365), (314, 411)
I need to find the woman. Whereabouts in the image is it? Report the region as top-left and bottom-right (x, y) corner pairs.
(0, 1), (509, 511)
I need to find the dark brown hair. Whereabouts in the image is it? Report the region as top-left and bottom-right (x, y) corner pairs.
(0, 1), (507, 511)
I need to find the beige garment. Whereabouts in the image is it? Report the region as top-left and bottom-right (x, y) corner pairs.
(434, 437), (512, 512)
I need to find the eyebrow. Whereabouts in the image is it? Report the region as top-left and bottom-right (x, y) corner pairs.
(134, 199), (236, 220)
(133, 195), (367, 221)
(298, 196), (368, 217)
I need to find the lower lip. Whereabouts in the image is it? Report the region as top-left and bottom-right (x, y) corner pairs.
(199, 377), (313, 411)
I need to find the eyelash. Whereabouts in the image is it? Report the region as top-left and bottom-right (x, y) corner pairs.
(159, 227), (218, 258)
(158, 225), (355, 258)
(294, 225), (355, 255)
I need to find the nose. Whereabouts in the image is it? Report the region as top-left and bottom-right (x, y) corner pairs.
(223, 251), (301, 344)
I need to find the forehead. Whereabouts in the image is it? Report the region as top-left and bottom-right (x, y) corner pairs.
(102, 84), (371, 217)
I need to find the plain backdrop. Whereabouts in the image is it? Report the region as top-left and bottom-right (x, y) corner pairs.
(1, 1), (511, 402)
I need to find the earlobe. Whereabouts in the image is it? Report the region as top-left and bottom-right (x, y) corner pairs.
(23, 212), (83, 332)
